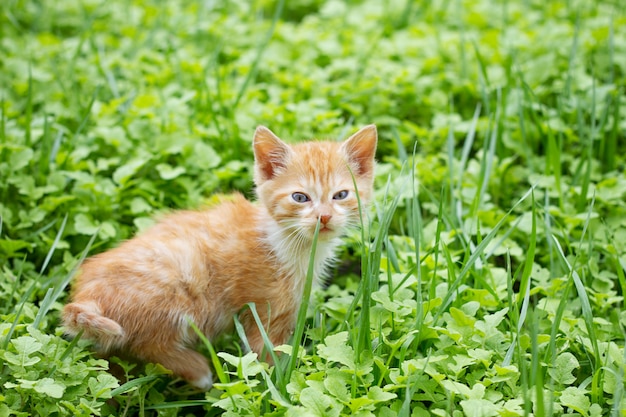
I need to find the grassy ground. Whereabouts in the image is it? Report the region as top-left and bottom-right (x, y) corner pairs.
(1, 0), (625, 416)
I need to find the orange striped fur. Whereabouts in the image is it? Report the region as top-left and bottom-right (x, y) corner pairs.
(63, 125), (377, 389)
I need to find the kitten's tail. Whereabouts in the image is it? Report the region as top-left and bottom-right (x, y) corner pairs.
(63, 301), (125, 337)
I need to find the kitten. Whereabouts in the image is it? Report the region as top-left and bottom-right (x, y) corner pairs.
(62, 124), (377, 390)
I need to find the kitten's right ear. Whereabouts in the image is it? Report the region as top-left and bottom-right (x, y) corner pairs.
(253, 126), (293, 181)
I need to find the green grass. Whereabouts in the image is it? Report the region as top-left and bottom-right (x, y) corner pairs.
(1, 0), (625, 416)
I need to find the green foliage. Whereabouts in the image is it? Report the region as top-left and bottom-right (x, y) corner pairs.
(1, 0), (625, 415)
(1, 310), (119, 416)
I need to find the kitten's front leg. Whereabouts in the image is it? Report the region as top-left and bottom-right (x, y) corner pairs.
(243, 309), (295, 364)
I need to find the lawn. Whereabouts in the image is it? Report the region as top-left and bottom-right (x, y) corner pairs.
(1, 0), (625, 416)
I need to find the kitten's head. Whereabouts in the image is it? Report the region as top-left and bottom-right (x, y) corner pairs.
(253, 125), (377, 241)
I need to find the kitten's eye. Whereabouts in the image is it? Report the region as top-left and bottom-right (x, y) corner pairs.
(292, 192), (310, 203)
(333, 190), (349, 200)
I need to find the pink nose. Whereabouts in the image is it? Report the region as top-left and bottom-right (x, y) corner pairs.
(320, 214), (332, 225)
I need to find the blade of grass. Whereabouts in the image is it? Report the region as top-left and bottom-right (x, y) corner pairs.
(284, 218), (320, 393)
(564, 10), (581, 98)
(574, 94), (593, 211)
(58, 329), (85, 362)
(74, 86), (100, 137)
(529, 308), (546, 417)
(356, 173), (404, 360)
(430, 186), (446, 301)
(603, 89), (620, 173)
(600, 16), (618, 165)
(433, 186), (534, 325)
(472, 41), (491, 114)
(110, 375), (162, 397)
(2, 224), (99, 352)
(229, 312), (291, 408)
(39, 214), (68, 276)
(550, 234), (599, 371)
(34, 222), (98, 331)
(0, 97), (5, 144)
(543, 272), (572, 357)
(609, 346), (625, 417)
(503, 252), (520, 367)
(408, 143), (425, 341)
(390, 126), (407, 163)
(340, 169), (395, 323)
(2, 254), (26, 317)
(615, 255), (626, 310)
(200, 44), (227, 139)
(354, 171), (376, 359)
(232, 0), (284, 109)
(484, 212), (525, 261)
(25, 64), (32, 146)
(470, 89), (499, 218)
(234, 302), (290, 401)
(37, 114), (52, 180)
(545, 118), (564, 210)
(456, 103), (481, 194)
(515, 77), (534, 169)
(516, 190), (536, 306)
(188, 319), (228, 385)
(446, 117), (460, 228)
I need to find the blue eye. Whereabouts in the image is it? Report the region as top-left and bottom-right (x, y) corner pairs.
(333, 190), (349, 200)
(292, 192), (310, 203)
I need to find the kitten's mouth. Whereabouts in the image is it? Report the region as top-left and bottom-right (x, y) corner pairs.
(318, 225), (334, 234)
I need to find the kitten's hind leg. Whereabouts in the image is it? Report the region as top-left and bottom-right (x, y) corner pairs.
(138, 346), (213, 390)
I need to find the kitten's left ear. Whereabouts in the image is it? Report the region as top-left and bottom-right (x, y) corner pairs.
(341, 124), (377, 176)
(253, 126), (293, 181)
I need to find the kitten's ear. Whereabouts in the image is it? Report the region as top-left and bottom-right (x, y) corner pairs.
(253, 126), (293, 181)
(341, 124), (377, 177)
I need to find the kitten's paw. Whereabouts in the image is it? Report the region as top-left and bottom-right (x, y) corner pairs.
(190, 370), (213, 391)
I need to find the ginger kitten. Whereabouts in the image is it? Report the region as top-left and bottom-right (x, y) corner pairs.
(63, 125), (377, 390)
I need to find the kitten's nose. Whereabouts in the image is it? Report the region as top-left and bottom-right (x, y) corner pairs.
(319, 214), (332, 225)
